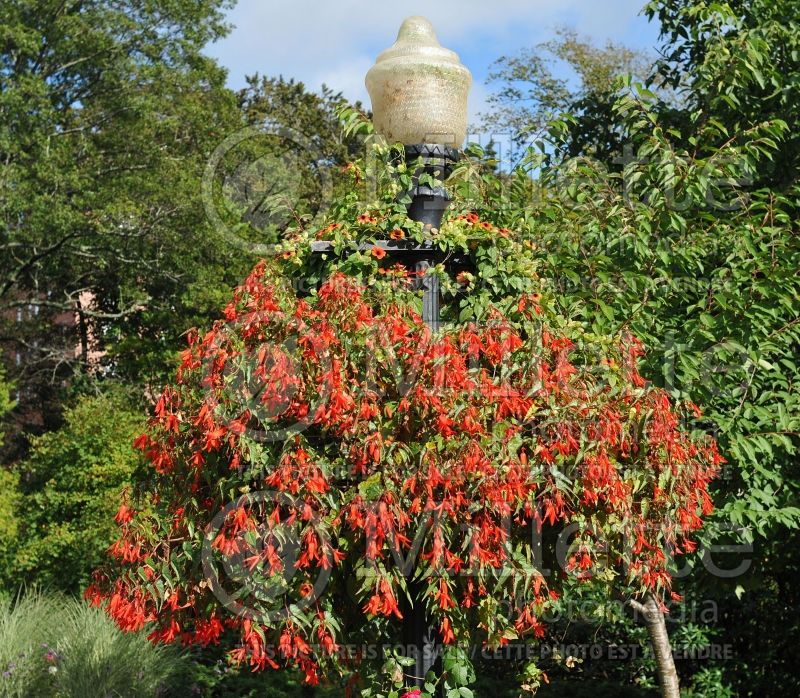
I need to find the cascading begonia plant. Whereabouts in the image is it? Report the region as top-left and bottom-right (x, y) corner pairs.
(88, 133), (721, 696)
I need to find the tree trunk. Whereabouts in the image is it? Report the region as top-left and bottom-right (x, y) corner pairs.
(400, 577), (441, 689)
(76, 297), (89, 371)
(630, 593), (680, 698)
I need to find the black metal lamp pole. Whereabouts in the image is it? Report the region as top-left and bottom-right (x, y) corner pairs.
(400, 143), (459, 332)
(311, 143), (465, 690)
(396, 143), (456, 688)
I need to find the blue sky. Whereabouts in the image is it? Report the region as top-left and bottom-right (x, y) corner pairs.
(205, 0), (662, 128)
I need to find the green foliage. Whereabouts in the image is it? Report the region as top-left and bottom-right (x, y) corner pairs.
(645, 0), (800, 189)
(238, 75), (364, 200)
(0, 591), (182, 698)
(0, 469), (19, 593)
(196, 75), (366, 272)
(0, 4), (369, 438)
(0, 370), (17, 578)
(517, 99), (800, 540)
(6, 393), (144, 594)
(468, 110), (798, 694)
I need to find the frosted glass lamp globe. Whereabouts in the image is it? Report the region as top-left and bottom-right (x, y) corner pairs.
(365, 16), (472, 147)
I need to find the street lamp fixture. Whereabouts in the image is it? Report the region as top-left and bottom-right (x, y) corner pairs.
(313, 23), (473, 684)
(368, 17), (472, 689)
(365, 16), (472, 339)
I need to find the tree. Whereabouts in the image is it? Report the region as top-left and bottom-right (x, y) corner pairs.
(637, 2), (800, 694)
(0, 0), (252, 437)
(4, 391), (145, 594)
(480, 27), (655, 161)
(0, 4), (371, 455)
(88, 131), (721, 696)
(487, 42), (796, 698)
(207, 75), (365, 256)
(238, 75), (364, 178)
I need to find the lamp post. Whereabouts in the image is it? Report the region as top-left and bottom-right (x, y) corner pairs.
(313, 15), (471, 331)
(313, 16), (472, 688)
